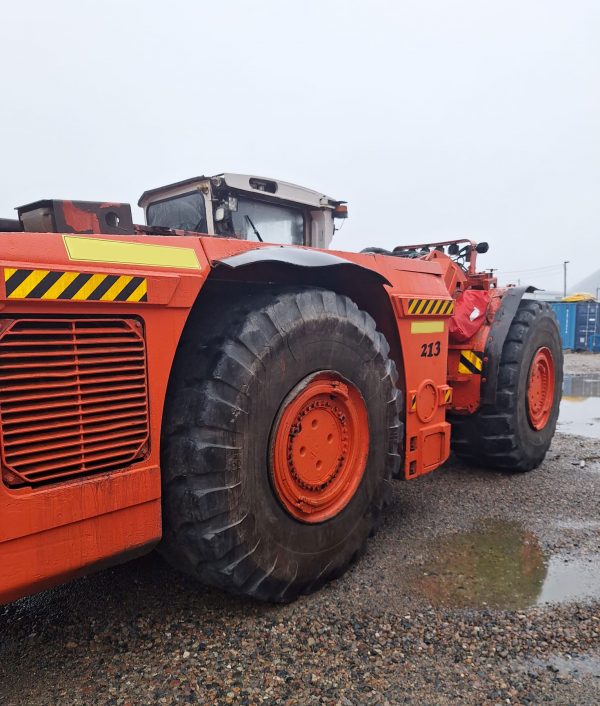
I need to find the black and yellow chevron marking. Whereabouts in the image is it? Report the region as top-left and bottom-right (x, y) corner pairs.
(458, 350), (483, 375)
(444, 388), (453, 404)
(407, 298), (455, 316)
(4, 268), (148, 302)
(410, 393), (417, 411)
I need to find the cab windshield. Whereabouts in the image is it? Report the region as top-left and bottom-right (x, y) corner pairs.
(231, 197), (304, 245)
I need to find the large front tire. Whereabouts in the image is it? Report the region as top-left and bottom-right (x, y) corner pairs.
(450, 299), (563, 471)
(160, 286), (402, 602)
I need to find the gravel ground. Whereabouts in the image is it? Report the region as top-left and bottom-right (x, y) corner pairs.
(1, 354), (599, 705)
(563, 351), (600, 375)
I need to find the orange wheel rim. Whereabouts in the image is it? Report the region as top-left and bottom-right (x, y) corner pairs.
(270, 372), (369, 523)
(527, 347), (555, 430)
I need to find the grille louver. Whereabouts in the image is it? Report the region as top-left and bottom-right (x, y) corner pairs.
(0, 318), (149, 487)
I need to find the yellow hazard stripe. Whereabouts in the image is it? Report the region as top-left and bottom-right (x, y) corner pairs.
(127, 278), (148, 303)
(71, 273), (106, 301)
(410, 393), (417, 411)
(8, 269), (51, 299)
(41, 271), (80, 299)
(431, 299), (444, 315)
(458, 350), (483, 375)
(99, 275), (133, 301)
(3, 268), (149, 302)
(407, 298), (455, 316)
(423, 299), (436, 315)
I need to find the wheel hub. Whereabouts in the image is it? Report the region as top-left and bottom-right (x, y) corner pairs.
(270, 372), (369, 523)
(527, 346), (555, 430)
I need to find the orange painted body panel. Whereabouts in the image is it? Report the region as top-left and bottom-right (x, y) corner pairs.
(0, 232), (466, 603)
(0, 232), (209, 603)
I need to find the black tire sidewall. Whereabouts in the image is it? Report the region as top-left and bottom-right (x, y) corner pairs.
(510, 311), (563, 461)
(236, 314), (391, 570)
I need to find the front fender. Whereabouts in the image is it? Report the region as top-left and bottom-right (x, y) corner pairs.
(214, 245), (391, 286)
(481, 285), (536, 405)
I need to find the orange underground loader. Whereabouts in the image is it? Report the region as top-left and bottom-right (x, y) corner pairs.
(0, 174), (562, 604)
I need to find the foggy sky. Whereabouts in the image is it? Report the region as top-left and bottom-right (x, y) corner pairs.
(1, 0), (598, 291)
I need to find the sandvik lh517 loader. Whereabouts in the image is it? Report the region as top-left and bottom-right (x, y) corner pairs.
(0, 174), (562, 603)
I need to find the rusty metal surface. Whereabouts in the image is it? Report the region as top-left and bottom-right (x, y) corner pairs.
(17, 200), (134, 235)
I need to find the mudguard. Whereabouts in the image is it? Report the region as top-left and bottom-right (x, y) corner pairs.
(480, 285), (536, 405)
(215, 245), (391, 285)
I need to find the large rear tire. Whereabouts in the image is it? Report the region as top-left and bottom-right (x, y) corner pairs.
(450, 299), (562, 471)
(160, 286), (402, 602)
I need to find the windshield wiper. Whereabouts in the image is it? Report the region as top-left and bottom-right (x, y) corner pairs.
(245, 215), (263, 242)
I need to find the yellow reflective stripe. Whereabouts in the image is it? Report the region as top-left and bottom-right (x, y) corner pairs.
(100, 275), (133, 301)
(4, 268), (17, 282)
(126, 279), (148, 302)
(8, 270), (50, 299)
(71, 273), (107, 301)
(411, 320), (445, 334)
(64, 235), (201, 270)
(458, 361), (471, 374)
(41, 272), (80, 299)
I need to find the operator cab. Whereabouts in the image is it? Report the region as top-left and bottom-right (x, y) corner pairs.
(138, 173), (347, 249)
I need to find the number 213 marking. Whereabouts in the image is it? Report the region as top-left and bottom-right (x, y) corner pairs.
(420, 341), (441, 358)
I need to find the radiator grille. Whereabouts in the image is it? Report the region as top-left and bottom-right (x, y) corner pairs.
(0, 318), (149, 487)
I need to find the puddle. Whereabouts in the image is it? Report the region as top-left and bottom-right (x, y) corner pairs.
(411, 521), (600, 610)
(538, 556), (600, 604)
(558, 374), (600, 439)
(524, 654), (600, 678)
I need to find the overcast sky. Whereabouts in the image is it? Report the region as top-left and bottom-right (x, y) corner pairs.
(1, 0), (598, 291)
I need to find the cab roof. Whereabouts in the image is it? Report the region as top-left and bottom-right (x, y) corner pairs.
(138, 173), (343, 210)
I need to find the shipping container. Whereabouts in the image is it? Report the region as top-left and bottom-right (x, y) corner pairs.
(574, 301), (600, 351)
(550, 302), (577, 349)
(550, 301), (600, 351)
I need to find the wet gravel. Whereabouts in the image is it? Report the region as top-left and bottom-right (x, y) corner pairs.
(1, 355), (599, 705)
(563, 351), (600, 375)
